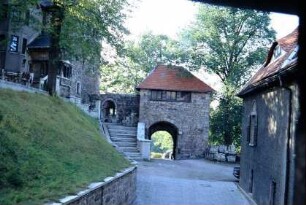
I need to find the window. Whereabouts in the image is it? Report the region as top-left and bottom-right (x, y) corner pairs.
(76, 82), (81, 95)
(22, 59), (26, 67)
(150, 90), (191, 102)
(177, 91), (191, 102)
(273, 45), (282, 58)
(151, 90), (162, 100)
(9, 35), (19, 52)
(22, 38), (27, 54)
(0, 35), (6, 51)
(247, 101), (258, 146)
(63, 66), (71, 78)
(249, 169), (254, 193)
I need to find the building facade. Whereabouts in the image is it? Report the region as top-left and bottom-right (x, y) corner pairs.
(0, 0), (100, 102)
(137, 65), (214, 159)
(237, 28), (299, 205)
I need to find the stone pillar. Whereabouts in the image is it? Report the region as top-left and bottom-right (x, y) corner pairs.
(97, 100), (101, 121)
(56, 77), (60, 95)
(137, 122), (145, 140)
(139, 139), (151, 160)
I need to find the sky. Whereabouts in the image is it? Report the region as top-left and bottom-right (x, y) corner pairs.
(125, 0), (299, 40)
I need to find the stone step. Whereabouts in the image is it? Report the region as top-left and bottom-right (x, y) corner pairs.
(104, 123), (142, 160)
(109, 131), (137, 136)
(108, 130), (137, 135)
(107, 125), (137, 131)
(115, 142), (137, 147)
(108, 126), (137, 130)
(111, 134), (137, 139)
(111, 137), (136, 142)
(119, 147), (139, 152)
(125, 152), (142, 157)
(126, 156), (142, 161)
(110, 135), (136, 140)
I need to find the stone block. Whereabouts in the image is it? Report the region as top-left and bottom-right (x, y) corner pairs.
(227, 155), (236, 162)
(216, 153), (226, 162)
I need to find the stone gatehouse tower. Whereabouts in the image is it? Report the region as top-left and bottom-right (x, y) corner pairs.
(136, 65), (214, 159)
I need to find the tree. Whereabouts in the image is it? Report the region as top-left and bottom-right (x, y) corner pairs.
(209, 89), (243, 147)
(151, 131), (173, 153)
(100, 32), (183, 93)
(180, 5), (276, 145)
(181, 5), (275, 86)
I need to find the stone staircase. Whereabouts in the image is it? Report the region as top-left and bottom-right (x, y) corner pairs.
(106, 123), (142, 160)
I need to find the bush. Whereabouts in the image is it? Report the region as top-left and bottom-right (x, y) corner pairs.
(151, 152), (162, 159)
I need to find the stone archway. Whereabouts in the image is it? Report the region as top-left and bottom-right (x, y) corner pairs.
(101, 99), (117, 123)
(148, 121), (178, 159)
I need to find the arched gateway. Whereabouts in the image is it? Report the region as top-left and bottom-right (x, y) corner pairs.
(101, 99), (117, 123)
(149, 121), (178, 159)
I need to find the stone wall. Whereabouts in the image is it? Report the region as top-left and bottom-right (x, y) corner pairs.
(139, 89), (211, 159)
(69, 60), (100, 102)
(100, 94), (140, 126)
(65, 96), (100, 119)
(46, 166), (137, 205)
(204, 144), (238, 162)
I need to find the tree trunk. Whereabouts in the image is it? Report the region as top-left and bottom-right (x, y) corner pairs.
(47, 6), (64, 96)
(223, 100), (232, 146)
(223, 90), (232, 146)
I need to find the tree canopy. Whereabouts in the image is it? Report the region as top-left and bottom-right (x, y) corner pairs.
(60, 0), (131, 65)
(100, 32), (182, 93)
(181, 4), (276, 87)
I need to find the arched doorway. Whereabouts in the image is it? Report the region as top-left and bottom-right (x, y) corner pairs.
(148, 121), (178, 160)
(102, 100), (116, 123)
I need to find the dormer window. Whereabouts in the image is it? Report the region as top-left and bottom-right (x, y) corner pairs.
(273, 45), (282, 59)
(281, 45), (299, 68)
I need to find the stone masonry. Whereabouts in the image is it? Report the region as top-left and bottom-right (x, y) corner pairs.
(139, 90), (211, 159)
(100, 94), (140, 126)
(47, 166), (137, 205)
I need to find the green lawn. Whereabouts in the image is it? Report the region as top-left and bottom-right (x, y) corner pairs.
(0, 89), (131, 205)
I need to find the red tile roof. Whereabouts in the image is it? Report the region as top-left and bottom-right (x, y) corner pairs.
(238, 27), (299, 96)
(136, 65), (214, 93)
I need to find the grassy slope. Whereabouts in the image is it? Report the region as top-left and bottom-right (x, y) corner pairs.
(0, 89), (130, 205)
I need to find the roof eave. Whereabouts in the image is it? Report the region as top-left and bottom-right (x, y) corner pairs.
(237, 63), (298, 97)
(136, 87), (214, 93)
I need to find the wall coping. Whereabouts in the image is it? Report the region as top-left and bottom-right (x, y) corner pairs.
(45, 166), (137, 205)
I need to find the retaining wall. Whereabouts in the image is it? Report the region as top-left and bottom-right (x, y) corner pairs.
(46, 166), (137, 205)
(0, 79), (47, 94)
